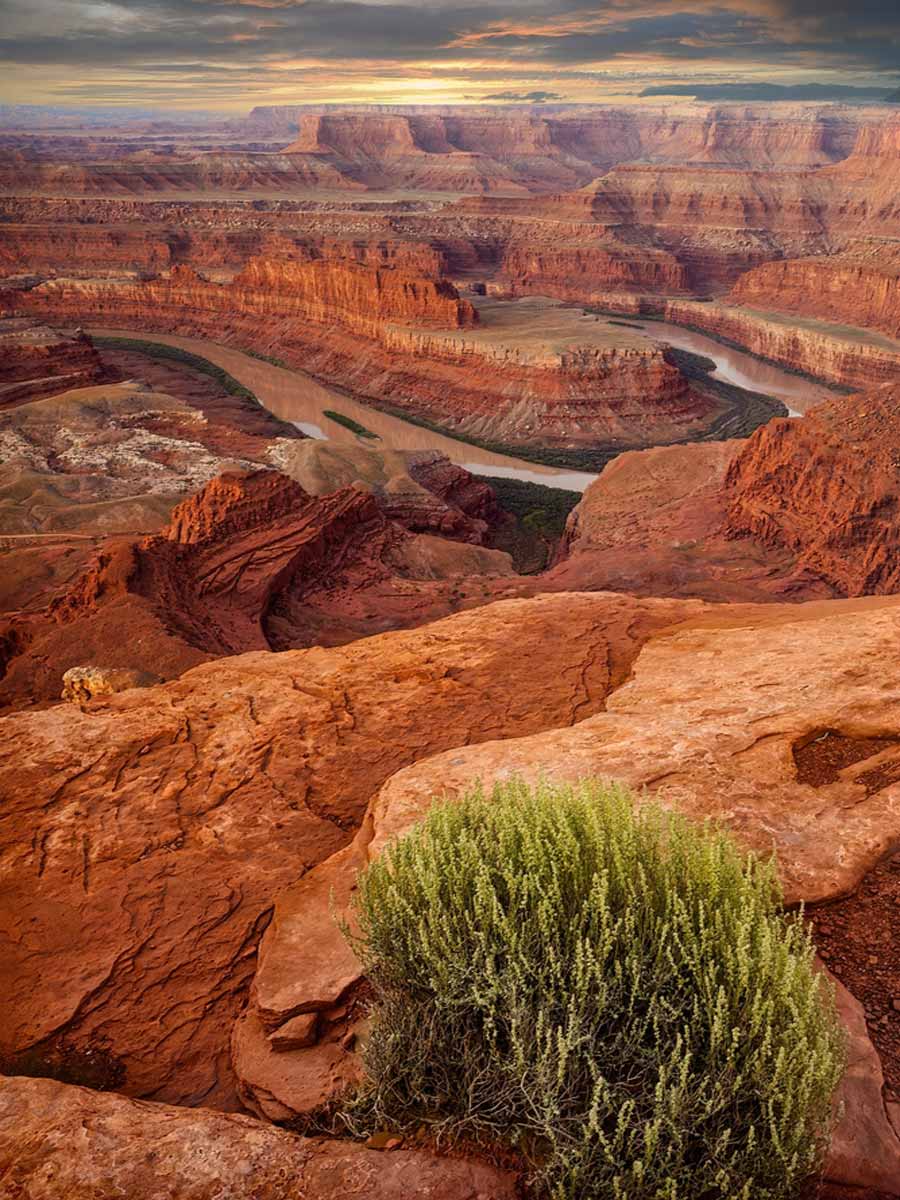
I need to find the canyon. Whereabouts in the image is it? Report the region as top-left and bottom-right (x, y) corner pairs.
(3, 99), (900, 1200)
(1, 264), (754, 457)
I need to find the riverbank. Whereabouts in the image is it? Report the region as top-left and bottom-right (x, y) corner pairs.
(90, 326), (804, 491)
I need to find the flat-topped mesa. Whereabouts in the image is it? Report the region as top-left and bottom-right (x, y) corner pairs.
(831, 117), (900, 173)
(494, 240), (689, 301)
(1, 254), (477, 339)
(3, 104), (886, 198)
(269, 104), (883, 171)
(285, 113), (420, 158)
(729, 254), (900, 340)
(0, 267), (720, 454)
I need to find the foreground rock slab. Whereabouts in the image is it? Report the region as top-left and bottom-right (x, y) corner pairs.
(240, 595), (900, 1193)
(0, 591), (698, 1109)
(371, 597), (900, 903)
(0, 1076), (518, 1200)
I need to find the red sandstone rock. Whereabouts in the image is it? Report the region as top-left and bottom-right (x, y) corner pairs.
(662, 298), (900, 389)
(1, 104), (886, 197)
(271, 441), (502, 544)
(0, 318), (108, 406)
(0, 592), (692, 1106)
(546, 438), (832, 603)
(730, 254), (900, 340)
(0, 468), (516, 708)
(234, 596), (900, 1190)
(0, 1076), (519, 1200)
(724, 384), (900, 596)
(1, 268), (711, 451)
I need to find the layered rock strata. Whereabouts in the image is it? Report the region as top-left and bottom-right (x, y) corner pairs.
(724, 384), (900, 595)
(0, 269), (716, 451)
(729, 254), (900, 340)
(1, 104), (890, 196)
(661, 300), (900, 389)
(0, 469), (515, 708)
(0, 318), (108, 406)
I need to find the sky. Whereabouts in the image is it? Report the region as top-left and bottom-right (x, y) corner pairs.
(0, 0), (898, 111)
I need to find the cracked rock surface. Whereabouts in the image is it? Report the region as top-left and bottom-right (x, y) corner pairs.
(0, 591), (692, 1108)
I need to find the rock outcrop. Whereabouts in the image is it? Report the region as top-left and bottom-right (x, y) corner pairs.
(61, 664), (159, 705)
(270, 440), (503, 543)
(0, 1076), (518, 1200)
(4, 256), (475, 338)
(0, 469), (516, 708)
(0, 592), (698, 1107)
(546, 438), (832, 603)
(0, 376), (287, 554)
(662, 299), (900, 389)
(730, 254), (900, 340)
(0, 318), (108, 407)
(724, 384), (900, 596)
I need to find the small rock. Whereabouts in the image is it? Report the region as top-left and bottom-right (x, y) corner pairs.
(268, 1013), (319, 1052)
(61, 665), (160, 705)
(366, 1131), (399, 1150)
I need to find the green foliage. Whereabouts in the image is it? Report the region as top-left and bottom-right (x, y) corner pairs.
(94, 336), (258, 403)
(482, 474), (580, 541)
(346, 779), (844, 1200)
(323, 409), (379, 439)
(245, 348), (290, 369)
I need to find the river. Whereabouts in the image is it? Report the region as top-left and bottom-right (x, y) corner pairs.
(633, 321), (840, 416)
(95, 328), (599, 492)
(95, 323), (839, 493)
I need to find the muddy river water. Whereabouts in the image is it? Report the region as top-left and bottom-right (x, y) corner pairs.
(97, 321), (841, 493)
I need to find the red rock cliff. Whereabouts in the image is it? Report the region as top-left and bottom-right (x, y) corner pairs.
(724, 383), (900, 595)
(730, 255), (900, 339)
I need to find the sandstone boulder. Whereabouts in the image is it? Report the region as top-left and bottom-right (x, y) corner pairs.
(61, 664), (159, 704)
(0, 1075), (518, 1200)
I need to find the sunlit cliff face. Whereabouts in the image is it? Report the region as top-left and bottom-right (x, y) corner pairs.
(0, 0), (897, 109)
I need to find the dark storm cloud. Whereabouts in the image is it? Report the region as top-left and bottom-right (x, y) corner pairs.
(1, 0), (898, 102)
(483, 90), (565, 100)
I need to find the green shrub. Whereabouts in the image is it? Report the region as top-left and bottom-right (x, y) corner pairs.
(346, 779), (844, 1200)
(94, 336), (258, 403)
(323, 409), (379, 439)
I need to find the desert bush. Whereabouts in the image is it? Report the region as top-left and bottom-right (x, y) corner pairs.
(346, 778), (844, 1200)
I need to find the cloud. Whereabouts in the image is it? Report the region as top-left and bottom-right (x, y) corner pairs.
(0, 0), (898, 108)
(640, 81), (894, 100)
(481, 90), (564, 101)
